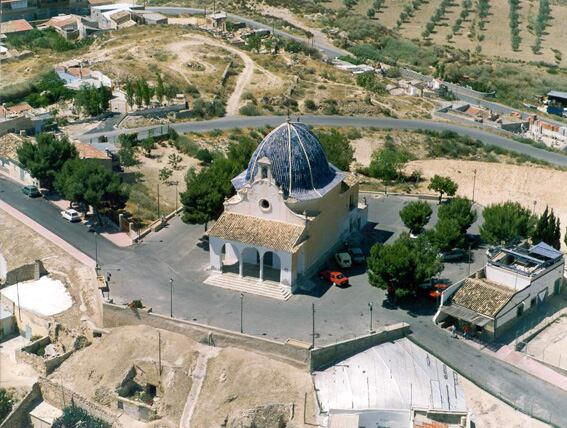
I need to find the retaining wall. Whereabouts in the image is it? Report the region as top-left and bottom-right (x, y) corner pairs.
(102, 303), (311, 369)
(2, 260), (46, 288)
(38, 377), (123, 427)
(0, 384), (41, 428)
(310, 322), (409, 371)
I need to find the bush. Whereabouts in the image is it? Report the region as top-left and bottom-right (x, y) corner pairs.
(356, 73), (386, 93)
(304, 99), (317, 110)
(239, 103), (261, 116)
(52, 406), (111, 428)
(0, 389), (13, 424)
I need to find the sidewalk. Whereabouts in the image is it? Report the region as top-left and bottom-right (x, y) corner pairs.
(0, 199), (95, 268)
(45, 195), (132, 248)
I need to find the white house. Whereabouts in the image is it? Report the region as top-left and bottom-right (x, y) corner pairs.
(435, 242), (564, 341)
(207, 121), (367, 299)
(0, 133), (38, 186)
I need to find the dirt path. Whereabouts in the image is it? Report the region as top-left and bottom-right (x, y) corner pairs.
(166, 34), (281, 116)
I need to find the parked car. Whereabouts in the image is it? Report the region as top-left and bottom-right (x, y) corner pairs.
(319, 270), (349, 287)
(348, 247), (365, 264)
(440, 249), (466, 262)
(334, 252), (352, 268)
(21, 185), (41, 198)
(61, 209), (81, 222)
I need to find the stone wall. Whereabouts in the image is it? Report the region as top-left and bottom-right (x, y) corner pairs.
(2, 260), (46, 288)
(38, 377), (123, 427)
(15, 337), (73, 376)
(103, 303), (311, 369)
(309, 322), (410, 372)
(0, 384), (41, 428)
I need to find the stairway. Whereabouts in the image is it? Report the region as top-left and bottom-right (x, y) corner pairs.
(204, 273), (291, 301)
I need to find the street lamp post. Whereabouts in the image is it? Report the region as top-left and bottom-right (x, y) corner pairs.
(240, 293), (244, 333)
(533, 200), (537, 215)
(311, 303), (316, 349)
(157, 183), (161, 219)
(169, 278), (174, 318)
(94, 231), (99, 271)
(368, 302), (374, 333)
(471, 169), (477, 203)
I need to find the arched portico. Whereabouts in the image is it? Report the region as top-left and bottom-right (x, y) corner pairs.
(262, 251), (281, 283)
(240, 247), (260, 279)
(220, 243), (240, 274)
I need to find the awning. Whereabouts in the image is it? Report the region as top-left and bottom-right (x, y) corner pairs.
(440, 304), (493, 327)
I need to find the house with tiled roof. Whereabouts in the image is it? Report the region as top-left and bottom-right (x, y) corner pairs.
(0, 19), (33, 35)
(435, 242), (564, 341)
(207, 121), (368, 299)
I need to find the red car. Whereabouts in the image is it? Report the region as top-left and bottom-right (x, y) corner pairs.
(320, 270), (349, 287)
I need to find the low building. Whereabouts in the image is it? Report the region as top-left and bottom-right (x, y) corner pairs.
(526, 116), (567, 149)
(0, 133), (38, 186)
(546, 91), (567, 117)
(0, 304), (16, 339)
(90, 3), (144, 30)
(54, 64), (111, 89)
(132, 11), (168, 25)
(40, 14), (83, 40)
(73, 141), (113, 171)
(435, 242), (564, 341)
(1, 0), (88, 22)
(0, 19), (33, 36)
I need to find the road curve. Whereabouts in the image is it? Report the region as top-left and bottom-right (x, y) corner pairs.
(78, 115), (567, 167)
(148, 6), (349, 59)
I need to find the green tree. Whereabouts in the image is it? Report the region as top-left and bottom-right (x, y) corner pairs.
(532, 206), (561, 249)
(368, 233), (443, 298)
(399, 201), (432, 234)
(124, 78), (135, 108)
(141, 138), (155, 157)
(155, 72), (165, 103)
(181, 136), (256, 228)
(55, 159), (129, 221)
(367, 140), (409, 182)
(17, 133), (77, 189)
(480, 202), (535, 246)
(438, 197), (476, 233)
(118, 145), (138, 167)
(356, 72), (386, 93)
(367, 7), (376, 18)
(159, 167), (173, 182)
(428, 175), (458, 202)
(74, 85), (112, 117)
(316, 129), (354, 171)
(430, 218), (465, 252)
(304, 99), (317, 111)
(0, 389), (13, 424)
(52, 406), (111, 428)
(168, 153), (183, 170)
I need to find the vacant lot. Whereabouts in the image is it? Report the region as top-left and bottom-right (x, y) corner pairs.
(525, 316), (567, 372)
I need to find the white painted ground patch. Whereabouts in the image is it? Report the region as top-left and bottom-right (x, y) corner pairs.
(1, 276), (72, 316)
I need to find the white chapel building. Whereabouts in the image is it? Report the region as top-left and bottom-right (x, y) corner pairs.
(207, 121), (368, 298)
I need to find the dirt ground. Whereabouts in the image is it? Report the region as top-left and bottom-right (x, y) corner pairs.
(525, 316), (567, 372)
(0, 336), (38, 404)
(191, 346), (316, 427)
(52, 325), (316, 427)
(460, 376), (549, 428)
(404, 159), (567, 242)
(0, 209), (102, 327)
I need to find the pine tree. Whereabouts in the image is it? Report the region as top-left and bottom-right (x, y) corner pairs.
(532, 206), (561, 249)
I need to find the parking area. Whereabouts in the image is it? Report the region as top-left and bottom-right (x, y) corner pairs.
(308, 193), (487, 297)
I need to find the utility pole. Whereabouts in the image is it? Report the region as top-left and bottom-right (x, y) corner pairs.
(368, 302), (374, 333)
(471, 168), (477, 203)
(533, 200), (537, 215)
(174, 181), (179, 212)
(240, 293), (244, 333)
(158, 331), (162, 376)
(311, 303), (316, 348)
(169, 278), (174, 318)
(16, 281), (22, 322)
(157, 183), (161, 219)
(94, 231), (99, 271)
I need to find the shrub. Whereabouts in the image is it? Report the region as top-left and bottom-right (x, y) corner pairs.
(304, 99), (317, 110)
(52, 406), (111, 428)
(239, 103), (261, 116)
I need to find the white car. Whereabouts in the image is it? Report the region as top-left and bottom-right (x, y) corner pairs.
(61, 209), (81, 222)
(334, 252), (352, 268)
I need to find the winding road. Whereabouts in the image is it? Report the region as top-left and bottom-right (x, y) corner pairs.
(79, 115), (567, 167)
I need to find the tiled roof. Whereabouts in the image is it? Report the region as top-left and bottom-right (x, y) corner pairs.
(452, 278), (514, 318)
(73, 142), (109, 160)
(67, 67), (91, 78)
(45, 15), (79, 29)
(7, 102), (33, 115)
(0, 133), (24, 161)
(0, 19), (33, 34)
(208, 212), (304, 252)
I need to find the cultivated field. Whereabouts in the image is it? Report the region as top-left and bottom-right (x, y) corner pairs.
(327, 0), (567, 66)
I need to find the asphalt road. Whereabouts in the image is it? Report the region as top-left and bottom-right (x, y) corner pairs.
(1, 176), (566, 425)
(78, 115), (567, 167)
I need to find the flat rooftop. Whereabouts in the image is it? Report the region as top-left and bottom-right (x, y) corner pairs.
(489, 242), (563, 277)
(313, 338), (467, 414)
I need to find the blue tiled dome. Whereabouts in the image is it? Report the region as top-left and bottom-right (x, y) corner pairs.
(234, 122), (340, 199)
